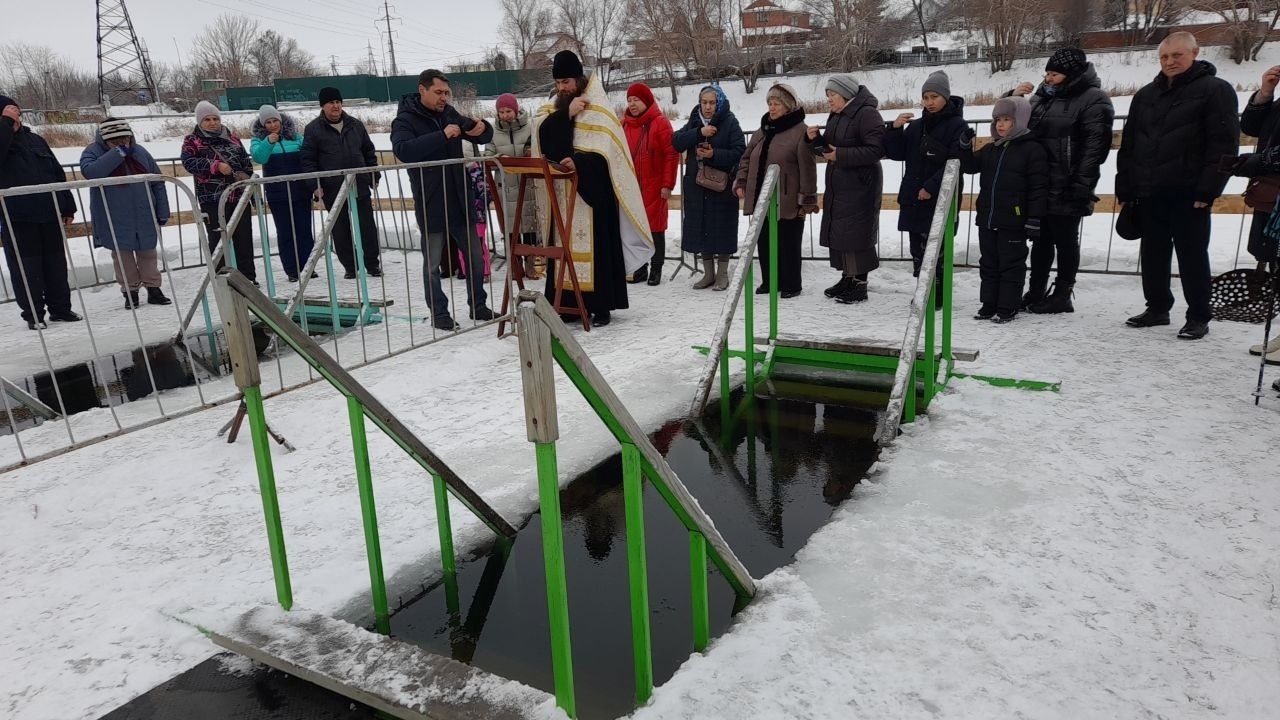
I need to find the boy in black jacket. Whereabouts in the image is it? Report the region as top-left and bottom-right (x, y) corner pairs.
(959, 96), (1049, 323)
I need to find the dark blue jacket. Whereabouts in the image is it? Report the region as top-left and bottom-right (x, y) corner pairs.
(79, 135), (170, 251)
(0, 118), (76, 224)
(671, 91), (745, 255)
(299, 111), (379, 202)
(390, 94), (494, 239)
(882, 96), (969, 235)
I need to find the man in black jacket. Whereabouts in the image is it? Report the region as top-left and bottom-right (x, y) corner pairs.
(0, 95), (81, 329)
(1116, 32), (1239, 340)
(391, 69), (495, 331)
(299, 87), (382, 279)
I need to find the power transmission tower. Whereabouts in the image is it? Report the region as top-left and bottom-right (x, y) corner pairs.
(330, 55), (340, 76)
(96, 0), (159, 109)
(366, 41), (379, 75)
(378, 0), (399, 76)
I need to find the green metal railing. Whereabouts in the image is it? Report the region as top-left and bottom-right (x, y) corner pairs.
(210, 270), (516, 633)
(515, 290), (756, 718)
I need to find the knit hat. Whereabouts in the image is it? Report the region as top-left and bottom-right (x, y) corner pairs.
(495, 93), (519, 113)
(0, 95), (15, 111)
(991, 96), (1033, 143)
(318, 87), (342, 106)
(1046, 47), (1087, 77)
(99, 118), (133, 142)
(825, 74), (860, 101)
(626, 83), (655, 109)
(766, 83), (799, 112)
(551, 50), (584, 80)
(921, 70), (950, 98)
(258, 104), (281, 124)
(194, 100), (220, 123)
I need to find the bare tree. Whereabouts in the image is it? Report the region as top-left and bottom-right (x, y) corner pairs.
(963, 0), (1050, 72)
(0, 43), (97, 109)
(911, 0), (932, 51)
(1049, 0), (1097, 46)
(499, 0), (552, 68)
(583, 0), (626, 89)
(189, 14), (261, 87)
(550, 0), (591, 59)
(1191, 1), (1280, 62)
(248, 30), (318, 84)
(1112, 0), (1190, 44)
(808, 0), (902, 71)
(626, 0), (685, 103)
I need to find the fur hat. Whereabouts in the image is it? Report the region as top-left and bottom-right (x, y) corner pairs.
(99, 117), (133, 142)
(626, 83), (656, 109)
(496, 93), (519, 113)
(922, 70), (951, 98)
(766, 83), (799, 112)
(1046, 48), (1087, 77)
(194, 100), (220, 124)
(825, 74), (860, 101)
(991, 96), (1033, 142)
(551, 50), (584, 80)
(318, 87), (342, 106)
(258, 104), (282, 124)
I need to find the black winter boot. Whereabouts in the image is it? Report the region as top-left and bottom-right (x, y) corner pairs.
(1022, 280), (1048, 310)
(146, 287), (172, 306)
(834, 279), (868, 304)
(824, 276), (853, 298)
(1029, 282), (1073, 314)
(124, 290), (140, 309)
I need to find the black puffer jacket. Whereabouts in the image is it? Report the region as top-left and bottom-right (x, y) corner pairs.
(959, 134), (1049, 231)
(0, 118), (75, 223)
(1024, 64), (1114, 217)
(299, 111), (379, 201)
(813, 86), (885, 254)
(882, 96), (969, 234)
(1116, 61), (1239, 204)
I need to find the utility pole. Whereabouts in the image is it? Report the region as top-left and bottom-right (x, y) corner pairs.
(329, 54), (339, 76)
(378, 0), (399, 76)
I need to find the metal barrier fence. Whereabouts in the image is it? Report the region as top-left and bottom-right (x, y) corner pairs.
(0, 156), (513, 470)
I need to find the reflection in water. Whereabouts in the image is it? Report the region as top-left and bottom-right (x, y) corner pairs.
(388, 387), (881, 719)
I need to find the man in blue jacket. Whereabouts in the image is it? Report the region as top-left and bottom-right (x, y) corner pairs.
(0, 95), (80, 330)
(391, 69), (495, 331)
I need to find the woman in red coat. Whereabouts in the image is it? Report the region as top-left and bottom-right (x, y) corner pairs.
(622, 82), (679, 285)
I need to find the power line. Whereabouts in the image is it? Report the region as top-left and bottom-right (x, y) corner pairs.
(378, 0), (399, 76)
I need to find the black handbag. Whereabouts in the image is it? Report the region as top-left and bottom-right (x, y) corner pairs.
(1210, 263), (1279, 323)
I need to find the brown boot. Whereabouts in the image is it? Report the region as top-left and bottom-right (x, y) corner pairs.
(692, 254), (716, 289)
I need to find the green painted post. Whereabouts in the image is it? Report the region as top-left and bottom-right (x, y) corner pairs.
(719, 337), (731, 429)
(621, 443), (653, 704)
(942, 198), (957, 378)
(535, 441), (576, 718)
(433, 471), (460, 615)
(322, 232), (341, 334)
(744, 257), (755, 394)
(767, 189), (779, 342)
(243, 385), (293, 610)
(689, 531), (709, 652)
(923, 288), (937, 406)
(255, 186), (277, 299)
(347, 396), (390, 634)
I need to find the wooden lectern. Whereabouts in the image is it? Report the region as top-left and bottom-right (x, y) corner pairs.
(485, 157), (590, 336)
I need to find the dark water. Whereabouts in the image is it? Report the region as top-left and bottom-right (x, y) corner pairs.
(100, 387), (882, 719)
(389, 390), (882, 720)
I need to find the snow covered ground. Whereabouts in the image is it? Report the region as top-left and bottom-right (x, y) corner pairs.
(2, 42), (1278, 720)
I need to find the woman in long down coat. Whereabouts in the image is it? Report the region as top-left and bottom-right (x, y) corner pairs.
(672, 85), (745, 290)
(808, 74), (885, 304)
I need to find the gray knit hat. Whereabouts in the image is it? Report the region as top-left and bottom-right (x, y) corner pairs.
(825, 74), (861, 101)
(767, 83), (799, 112)
(195, 100), (220, 123)
(921, 70), (951, 98)
(258, 104), (282, 124)
(99, 117), (133, 142)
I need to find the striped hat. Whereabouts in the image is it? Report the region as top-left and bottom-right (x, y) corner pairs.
(99, 118), (133, 142)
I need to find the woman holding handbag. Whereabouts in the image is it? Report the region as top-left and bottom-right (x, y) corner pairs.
(672, 85), (745, 290)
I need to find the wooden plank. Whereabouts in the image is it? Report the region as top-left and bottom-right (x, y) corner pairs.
(765, 333), (979, 362)
(209, 606), (554, 720)
(211, 275), (261, 390)
(515, 305), (559, 442)
(521, 290), (757, 600)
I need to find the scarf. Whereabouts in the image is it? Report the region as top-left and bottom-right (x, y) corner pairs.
(753, 108), (805, 203)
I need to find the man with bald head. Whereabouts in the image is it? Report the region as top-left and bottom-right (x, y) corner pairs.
(1116, 31), (1238, 340)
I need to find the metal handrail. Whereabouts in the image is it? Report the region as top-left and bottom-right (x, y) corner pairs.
(876, 159), (962, 445)
(514, 288), (755, 717)
(689, 164), (780, 417)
